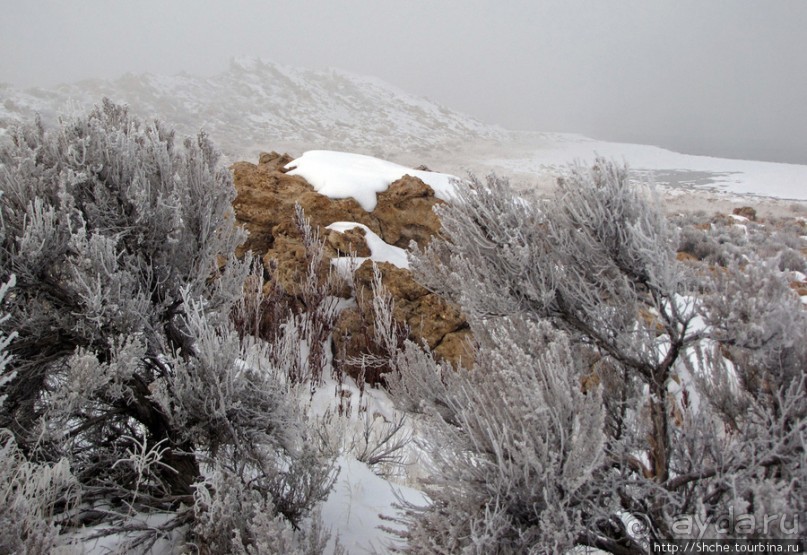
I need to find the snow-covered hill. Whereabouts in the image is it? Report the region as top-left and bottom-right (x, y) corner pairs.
(2, 58), (806, 201)
(0, 57), (502, 162)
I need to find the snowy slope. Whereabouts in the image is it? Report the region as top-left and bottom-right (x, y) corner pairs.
(0, 57), (502, 162)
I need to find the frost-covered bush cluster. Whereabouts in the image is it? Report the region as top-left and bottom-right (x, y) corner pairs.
(0, 428), (79, 554)
(1, 276), (80, 554)
(2, 102), (803, 554)
(0, 102), (335, 552)
(389, 160), (806, 553)
(389, 319), (606, 553)
(675, 210), (807, 273)
(231, 202), (361, 398)
(0, 276), (16, 409)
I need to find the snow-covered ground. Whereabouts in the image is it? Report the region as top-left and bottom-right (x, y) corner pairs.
(308, 375), (427, 555)
(320, 451), (425, 553)
(481, 131), (807, 201)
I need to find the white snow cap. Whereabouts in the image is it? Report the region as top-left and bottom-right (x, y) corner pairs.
(285, 150), (457, 211)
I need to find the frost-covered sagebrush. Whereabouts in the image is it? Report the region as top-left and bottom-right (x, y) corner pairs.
(0, 102), (334, 552)
(392, 159), (806, 553)
(389, 319), (606, 553)
(0, 276), (77, 554)
(0, 275), (16, 409)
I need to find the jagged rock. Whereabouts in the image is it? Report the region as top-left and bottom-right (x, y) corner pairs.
(233, 154), (443, 254)
(676, 251), (699, 263)
(261, 233), (310, 297)
(332, 310), (473, 384)
(298, 191), (379, 234)
(404, 291), (466, 350)
(232, 158), (379, 256)
(329, 259), (476, 382)
(374, 175), (444, 248)
(231, 160), (311, 255)
(325, 226), (371, 257)
(259, 151), (295, 171)
(332, 307), (387, 385)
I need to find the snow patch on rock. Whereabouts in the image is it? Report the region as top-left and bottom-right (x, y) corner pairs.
(286, 150), (457, 211)
(327, 221), (409, 271)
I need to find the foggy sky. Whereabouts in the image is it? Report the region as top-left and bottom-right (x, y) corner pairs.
(1, 0), (806, 164)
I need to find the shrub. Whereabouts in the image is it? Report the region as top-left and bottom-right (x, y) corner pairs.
(392, 160), (806, 553)
(0, 102), (334, 551)
(777, 247), (806, 273)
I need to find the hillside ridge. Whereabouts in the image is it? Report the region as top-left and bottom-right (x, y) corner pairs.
(0, 57), (503, 162)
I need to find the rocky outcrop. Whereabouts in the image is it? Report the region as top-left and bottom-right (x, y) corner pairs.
(232, 152), (473, 379)
(232, 154), (377, 257)
(232, 152), (444, 253)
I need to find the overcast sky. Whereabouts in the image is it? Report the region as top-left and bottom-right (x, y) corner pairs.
(1, 0), (806, 164)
